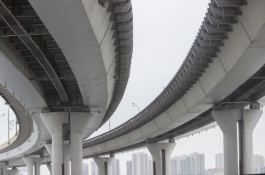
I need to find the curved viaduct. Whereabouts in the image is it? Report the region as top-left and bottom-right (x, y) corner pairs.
(81, 0), (265, 157)
(0, 0), (132, 174)
(1, 1), (265, 175)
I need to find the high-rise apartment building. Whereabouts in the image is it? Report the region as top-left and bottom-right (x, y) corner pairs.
(191, 152), (205, 175)
(90, 161), (98, 175)
(171, 152), (205, 175)
(127, 161), (132, 175)
(112, 159), (120, 175)
(254, 154), (265, 174)
(215, 153), (224, 169)
(83, 163), (89, 175)
(256, 166), (265, 173)
(171, 156), (182, 175)
(148, 156), (153, 175)
(132, 152), (151, 175)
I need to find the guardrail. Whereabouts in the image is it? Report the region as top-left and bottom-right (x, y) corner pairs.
(83, 0), (247, 148)
(0, 130), (19, 150)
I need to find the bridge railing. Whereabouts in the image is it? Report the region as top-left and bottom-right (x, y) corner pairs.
(83, 0), (246, 148)
(0, 130), (20, 150)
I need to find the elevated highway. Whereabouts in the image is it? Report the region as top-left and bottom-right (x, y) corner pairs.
(81, 0), (265, 174)
(0, 0), (133, 174)
(1, 0), (265, 175)
(81, 0), (265, 157)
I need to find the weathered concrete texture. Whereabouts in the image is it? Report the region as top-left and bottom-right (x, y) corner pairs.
(147, 143), (176, 175)
(27, 0), (118, 140)
(212, 107), (262, 175)
(93, 156), (114, 175)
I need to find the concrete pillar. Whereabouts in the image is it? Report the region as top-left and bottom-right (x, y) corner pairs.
(70, 112), (93, 175)
(22, 157), (44, 175)
(93, 155), (115, 175)
(64, 144), (70, 175)
(45, 143), (70, 175)
(0, 164), (8, 175)
(46, 164), (52, 175)
(212, 104), (262, 175)
(22, 157), (33, 175)
(146, 141), (176, 175)
(41, 112), (68, 175)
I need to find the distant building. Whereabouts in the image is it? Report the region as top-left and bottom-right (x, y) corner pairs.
(171, 156), (181, 175)
(83, 163), (89, 175)
(90, 161), (98, 175)
(127, 161), (132, 175)
(205, 168), (224, 175)
(171, 152), (205, 175)
(256, 166), (265, 173)
(148, 156), (153, 175)
(254, 154), (265, 173)
(191, 152), (205, 175)
(132, 152), (150, 175)
(112, 159), (120, 175)
(215, 153), (224, 169)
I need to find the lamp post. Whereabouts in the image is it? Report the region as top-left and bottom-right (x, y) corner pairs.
(132, 103), (140, 113)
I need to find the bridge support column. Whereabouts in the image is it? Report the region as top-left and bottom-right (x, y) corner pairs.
(22, 157), (33, 175)
(45, 143), (70, 175)
(212, 103), (262, 175)
(0, 164), (8, 175)
(70, 113), (93, 175)
(41, 112), (68, 175)
(93, 155), (115, 175)
(22, 157), (44, 175)
(64, 144), (70, 175)
(146, 140), (176, 175)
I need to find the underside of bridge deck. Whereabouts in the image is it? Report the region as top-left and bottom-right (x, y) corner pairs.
(0, 0), (83, 110)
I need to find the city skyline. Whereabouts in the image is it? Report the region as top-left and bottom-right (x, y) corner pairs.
(14, 152), (265, 175)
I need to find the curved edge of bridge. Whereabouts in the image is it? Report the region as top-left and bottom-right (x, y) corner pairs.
(0, 85), (33, 154)
(82, 0), (265, 157)
(0, 0), (133, 162)
(0, 117), (39, 161)
(28, 0), (133, 137)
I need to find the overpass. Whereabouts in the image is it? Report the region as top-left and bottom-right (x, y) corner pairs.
(0, 0), (132, 174)
(83, 0), (265, 174)
(1, 0), (265, 175)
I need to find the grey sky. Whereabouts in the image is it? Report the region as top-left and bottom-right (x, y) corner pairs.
(0, 0), (265, 175)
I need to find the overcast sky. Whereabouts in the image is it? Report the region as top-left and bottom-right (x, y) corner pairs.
(0, 0), (265, 175)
